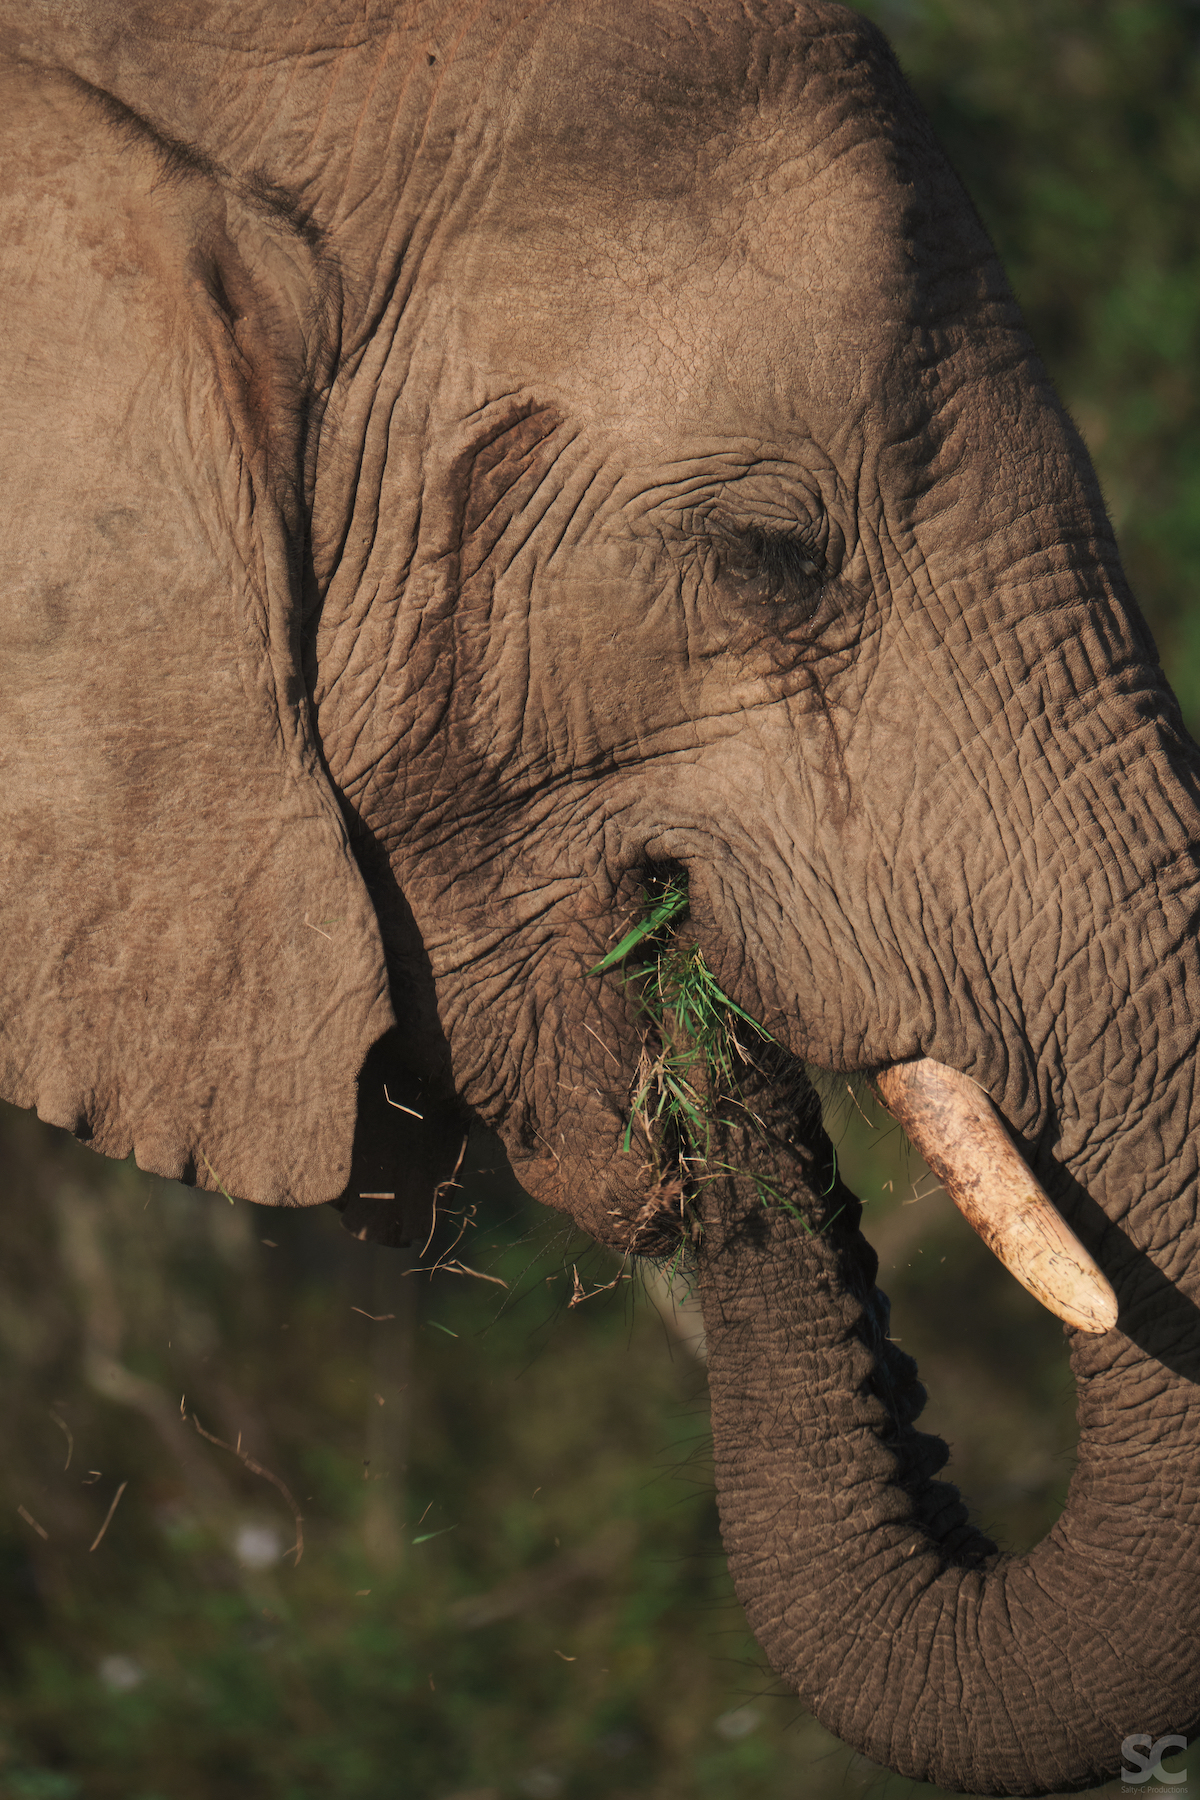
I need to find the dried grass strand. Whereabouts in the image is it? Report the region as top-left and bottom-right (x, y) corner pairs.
(49, 1410), (72, 1472)
(89, 1481), (128, 1552)
(191, 1415), (304, 1565)
(17, 1505), (48, 1541)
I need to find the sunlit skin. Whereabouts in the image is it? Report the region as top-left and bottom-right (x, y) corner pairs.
(2, 4), (1199, 1791)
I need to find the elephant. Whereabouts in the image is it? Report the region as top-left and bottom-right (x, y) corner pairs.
(1, 0), (1197, 1792)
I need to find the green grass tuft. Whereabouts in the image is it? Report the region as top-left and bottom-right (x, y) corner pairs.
(589, 878), (832, 1238)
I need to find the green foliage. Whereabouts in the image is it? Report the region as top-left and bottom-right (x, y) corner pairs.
(592, 879), (769, 1161)
(0, 1092), (1135, 1800)
(591, 882), (815, 1246)
(587, 888), (690, 975)
(592, 883), (839, 1241)
(0, 1105), (768, 1800)
(591, 879), (743, 1181)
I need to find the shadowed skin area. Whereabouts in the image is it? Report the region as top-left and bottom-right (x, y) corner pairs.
(1, 2), (1200, 1791)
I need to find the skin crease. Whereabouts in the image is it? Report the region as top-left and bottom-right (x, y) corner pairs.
(2, 1), (1200, 1792)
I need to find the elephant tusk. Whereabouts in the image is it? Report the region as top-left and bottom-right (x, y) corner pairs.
(873, 1058), (1119, 1335)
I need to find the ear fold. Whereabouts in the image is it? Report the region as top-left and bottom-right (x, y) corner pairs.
(0, 78), (393, 1204)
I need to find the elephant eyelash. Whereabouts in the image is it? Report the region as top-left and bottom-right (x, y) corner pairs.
(710, 526), (826, 616)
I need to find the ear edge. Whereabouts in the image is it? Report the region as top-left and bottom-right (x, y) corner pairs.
(0, 82), (393, 1208)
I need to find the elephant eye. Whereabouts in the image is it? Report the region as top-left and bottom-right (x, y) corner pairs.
(713, 526), (824, 616)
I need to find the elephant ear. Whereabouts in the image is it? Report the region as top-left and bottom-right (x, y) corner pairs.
(0, 80), (393, 1205)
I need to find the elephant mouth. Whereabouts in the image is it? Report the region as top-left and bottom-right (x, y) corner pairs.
(873, 1059), (1117, 1334)
(600, 870), (1116, 1334)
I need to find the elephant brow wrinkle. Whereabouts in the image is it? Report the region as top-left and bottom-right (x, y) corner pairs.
(67, 75), (328, 259)
(65, 72), (224, 186)
(244, 170), (327, 251)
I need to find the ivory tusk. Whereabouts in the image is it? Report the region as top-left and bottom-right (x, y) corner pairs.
(873, 1059), (1118, 1335)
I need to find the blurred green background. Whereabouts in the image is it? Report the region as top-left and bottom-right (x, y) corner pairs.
(2, 2), (1199, 1796)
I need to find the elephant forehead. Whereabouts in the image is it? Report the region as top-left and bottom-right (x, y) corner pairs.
(456, 183), (922, 447)
(487, 0), (899, 197)
(436, 30), (997, 455)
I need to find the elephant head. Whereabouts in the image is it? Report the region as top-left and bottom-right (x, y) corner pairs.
(3, 2), (1198, 1791)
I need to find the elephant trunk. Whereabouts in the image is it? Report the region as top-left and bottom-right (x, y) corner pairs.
(697, 1052), (1200, 1795)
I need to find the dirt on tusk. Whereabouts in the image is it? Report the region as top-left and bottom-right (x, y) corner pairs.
(873, 1059), (1119, 1335)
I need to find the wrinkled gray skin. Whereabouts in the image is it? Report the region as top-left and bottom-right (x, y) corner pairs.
(2, 2), (1198, 1792)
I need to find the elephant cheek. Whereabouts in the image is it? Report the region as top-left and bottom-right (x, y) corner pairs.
(496, 1087), (668, 1253)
